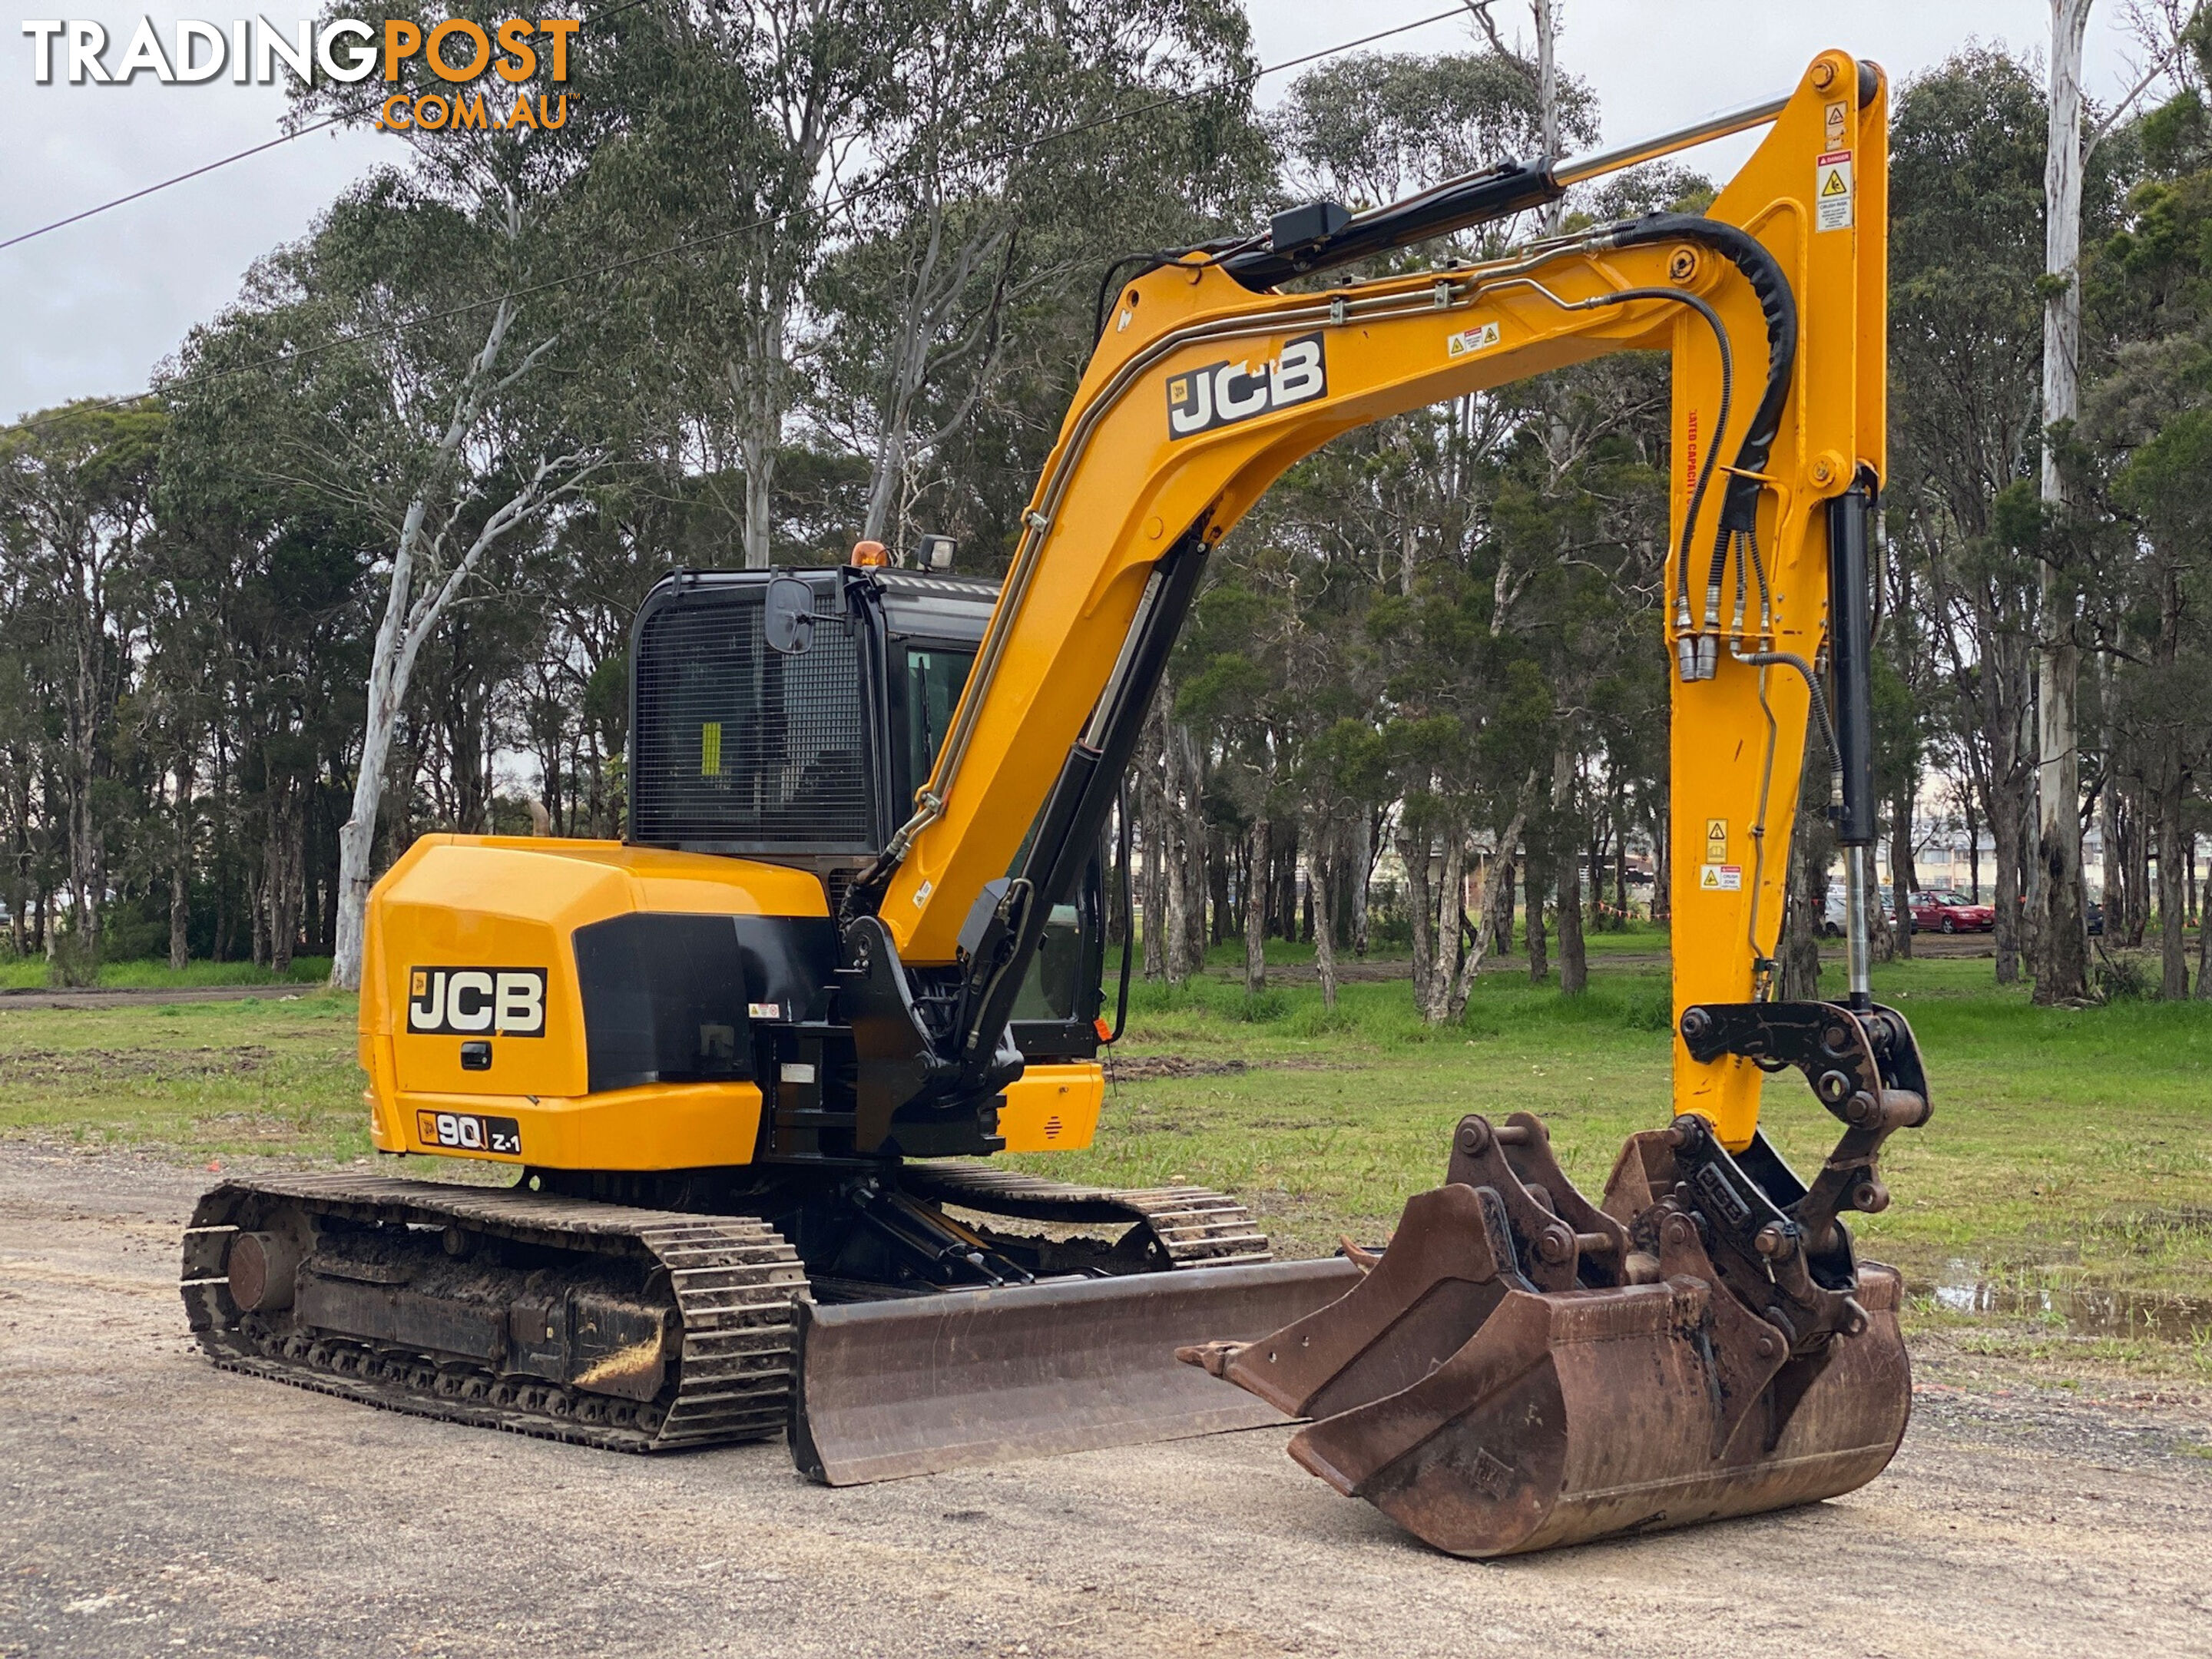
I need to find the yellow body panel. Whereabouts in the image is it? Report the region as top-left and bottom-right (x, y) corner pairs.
(882, 53), (1885, 1151)
(995, 1063), (1105, 1154)
(368, 1078), (767, 1171)
(359, 835), (822, 1168)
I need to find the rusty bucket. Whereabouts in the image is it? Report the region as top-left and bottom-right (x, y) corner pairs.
(1181, 1111), (1913, 1557)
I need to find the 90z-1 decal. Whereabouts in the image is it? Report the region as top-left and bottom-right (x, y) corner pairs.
(1166, 333), (1326, 439)
(407, 967), (547, 1036)
(417, 1109), (522, 1156)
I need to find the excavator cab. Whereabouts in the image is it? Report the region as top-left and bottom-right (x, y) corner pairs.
(626, 564), (1108, 1077)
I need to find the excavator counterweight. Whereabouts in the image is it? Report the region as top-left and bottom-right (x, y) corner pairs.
(184, 48), (1926, 1556)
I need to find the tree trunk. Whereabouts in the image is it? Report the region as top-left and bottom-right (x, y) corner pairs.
(169, 754), (194, 972)
(1783, 722), (1837, 1000)
(1446, 861), (1493, 1022)
(1243, 816), (1270, 994)
(1428, 828), (1466, 1021)
(1525, 849), (1550, 984)
(2157, 766), (2188, 998)
(1891, 785), (1918, 959)
(2033, 0), (2094, 1005)
(268, 779), (301, 978)
(2127, 793), (2141, 940)
(1780, 803), (1832, 1002)
(1965, 791), (1982, 902)
(1349, 809), (1372, 956)
(1402, 824), (1437, 1012)
(2197, 857), (2212, 999)
(1162, 712), (1194, 985)
(1310, 816), (1339, 1012)
(1490, 856), (1516, 954)
(1990, 714), (2029, 984)
(1484, 799), (1532, 962)
(1141, 702), (1166, 980)
(1535, 0), (1565, 227)
(1551, 740), (1585, 994)
(331, 539), (412, 989)
(733, 297), (790, 570)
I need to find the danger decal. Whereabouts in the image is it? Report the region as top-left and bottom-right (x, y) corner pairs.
(1446, 320), (1501, 358)
(1167, 333), (1326, 439)
(406, 967), (548, 1037)
(1816, 149), (1853, 233)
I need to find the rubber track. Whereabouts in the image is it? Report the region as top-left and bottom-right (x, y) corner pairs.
(180, 1173), (806, 1454)
(901, 1164), (1273, 1268)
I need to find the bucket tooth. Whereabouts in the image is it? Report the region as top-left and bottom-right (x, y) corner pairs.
(1177, 1181), (1524, 1422)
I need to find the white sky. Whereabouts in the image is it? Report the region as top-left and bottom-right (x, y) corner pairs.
(0, 0), (2160, 422)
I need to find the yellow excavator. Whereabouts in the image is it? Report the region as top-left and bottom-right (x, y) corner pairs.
(182, 51), (1928, 1556)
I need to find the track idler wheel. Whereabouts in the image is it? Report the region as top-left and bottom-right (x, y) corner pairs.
(1178, 1112), (1913, 1558)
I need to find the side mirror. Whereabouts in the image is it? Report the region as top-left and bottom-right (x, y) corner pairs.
(763, 577), (816, 656)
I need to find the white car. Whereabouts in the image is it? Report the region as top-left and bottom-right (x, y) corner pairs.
(1820, 882), (1901, 936)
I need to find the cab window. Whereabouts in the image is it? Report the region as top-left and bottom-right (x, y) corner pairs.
(902, 646), (974, 800)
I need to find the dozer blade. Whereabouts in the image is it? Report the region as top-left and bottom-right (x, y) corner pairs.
(1179, 1111), (1914, 1557)
(791, 1256), (1359, 1485)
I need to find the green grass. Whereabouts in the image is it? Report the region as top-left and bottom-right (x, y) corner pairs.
(1025, 952), (2212, 1342)
(0, 955), (329, 990)
(0, 990), (366, 1163)
(3, 943), (2208, 1372)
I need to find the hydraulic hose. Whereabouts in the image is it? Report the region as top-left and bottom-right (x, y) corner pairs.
(1592, 215), (1798, 681)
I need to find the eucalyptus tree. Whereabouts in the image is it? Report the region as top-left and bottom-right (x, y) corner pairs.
(2080, 45), (2212, 996)
(197, 2), (631, 988)
(0, 400), (164, 975)
(1887, 50), (2057, 984)
(804, 0), (1267, 551)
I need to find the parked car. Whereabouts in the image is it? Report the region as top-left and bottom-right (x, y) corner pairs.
(1820, 882), (1902, 936)
(1910, 889), (1995, 933)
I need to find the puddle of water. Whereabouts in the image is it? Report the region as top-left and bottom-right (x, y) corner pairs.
(1913, 1260), (2212, 1342)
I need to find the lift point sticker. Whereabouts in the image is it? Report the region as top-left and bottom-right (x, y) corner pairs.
(1816, 150), (1853, 232)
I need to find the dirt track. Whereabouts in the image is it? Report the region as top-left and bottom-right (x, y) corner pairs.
(3, 1144), (2209, 1659)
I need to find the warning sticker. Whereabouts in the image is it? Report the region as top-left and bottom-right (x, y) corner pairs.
(1698, 863), (1744, 892)
(1446, 320), (1501, 358)
(1823, 99), (1849, 150)
(1816, 149), (1853, 233)
(1704, 817), (1728, 863)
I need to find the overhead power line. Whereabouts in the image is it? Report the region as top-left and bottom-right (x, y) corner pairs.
(19, 4), (1474, 430)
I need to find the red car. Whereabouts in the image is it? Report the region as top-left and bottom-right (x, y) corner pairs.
(1909, 889), (1995, 933)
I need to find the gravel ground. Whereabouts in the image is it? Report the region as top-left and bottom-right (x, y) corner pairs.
(2, 1142), (2208, 1659)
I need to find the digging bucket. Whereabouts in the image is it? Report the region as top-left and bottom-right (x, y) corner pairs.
(791, 1256), (1360, 1485)
(1180, 1114), (1913, 1557)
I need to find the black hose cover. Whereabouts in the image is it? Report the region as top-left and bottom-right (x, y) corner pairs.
(1223, 157), (1561, 291)
(1604, 214), (1797, 531)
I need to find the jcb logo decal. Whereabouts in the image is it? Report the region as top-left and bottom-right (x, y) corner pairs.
(1166, 333), (1326, 439)
(407, 967), (547, 1037)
